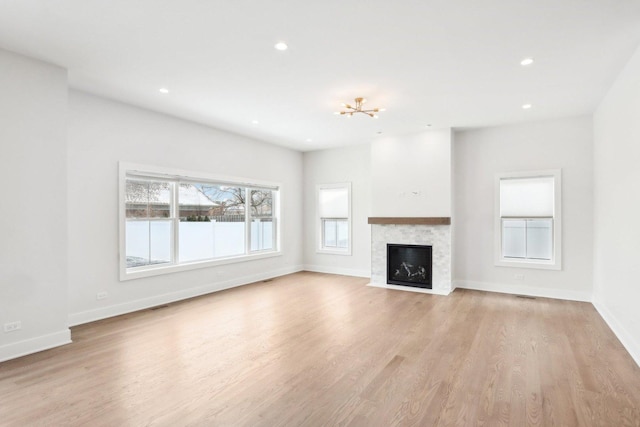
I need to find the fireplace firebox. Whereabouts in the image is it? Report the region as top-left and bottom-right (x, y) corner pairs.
(387, 244), (432, 289)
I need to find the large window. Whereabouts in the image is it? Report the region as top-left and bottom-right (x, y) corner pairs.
(120, 164), (280, 280)
(495, 170), (561, 270)
(317, 183), (351, 255)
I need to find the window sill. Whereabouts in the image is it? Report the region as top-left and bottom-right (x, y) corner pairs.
(495, 257), (561, 271)
(120, 250), (282, 281)
(316, 248), (352, 256)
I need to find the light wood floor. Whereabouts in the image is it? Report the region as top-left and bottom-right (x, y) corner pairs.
(1, 272), (639, 426)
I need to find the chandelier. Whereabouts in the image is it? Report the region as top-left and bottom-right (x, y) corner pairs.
(335, 97), (385, 118)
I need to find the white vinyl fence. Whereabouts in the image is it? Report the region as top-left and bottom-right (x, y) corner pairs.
(126, 220), (273, 266)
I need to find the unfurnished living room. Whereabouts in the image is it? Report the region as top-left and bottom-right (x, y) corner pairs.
(1, 1), (640, 426)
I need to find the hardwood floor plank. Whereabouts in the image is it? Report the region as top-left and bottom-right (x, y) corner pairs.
(1, 272), (639, 426)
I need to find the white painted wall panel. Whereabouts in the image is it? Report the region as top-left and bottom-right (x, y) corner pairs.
(593, 43), (640, 365)
(0, 49), (70, 360)
(302, 144), (371, 277)
(371, 129), (452, 217)
(67, 91), (303, 321)
(453, 117), (594, 299)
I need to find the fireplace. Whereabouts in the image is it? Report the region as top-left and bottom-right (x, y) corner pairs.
(387, 244), (432, 289)
(369, 222), (451, 295)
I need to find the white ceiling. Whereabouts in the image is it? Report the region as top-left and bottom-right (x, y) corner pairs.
(1, 1), (639, 151)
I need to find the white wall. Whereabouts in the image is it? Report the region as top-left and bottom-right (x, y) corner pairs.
(0, 49), (70, 361)
(67, 91), (303, 325)
(371, 129), (452, 217)
(593, 44), (640, 366)
(453, 116), (594, 301)
(303, 144), (371, 277)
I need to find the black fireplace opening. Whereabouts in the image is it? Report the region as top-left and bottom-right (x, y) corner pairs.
(387, 244), (432, 289)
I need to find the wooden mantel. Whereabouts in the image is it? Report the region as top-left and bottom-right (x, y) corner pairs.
(367, 217), (451, 225)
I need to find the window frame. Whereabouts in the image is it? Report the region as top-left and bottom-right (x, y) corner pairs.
(494, 169), (562, 270)
(124, 177), (176, 268)
(248, 188), (277, 253)
(119, 162), (281, 281)
(321, 218), (349, 250)
(316, 182), (352, 256)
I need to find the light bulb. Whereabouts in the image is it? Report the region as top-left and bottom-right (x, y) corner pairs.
(274, 42), (288, 51)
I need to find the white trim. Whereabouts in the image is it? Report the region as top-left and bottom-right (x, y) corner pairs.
(0, 329), (71, 363)
(367, 282), (452, 296)
(69, 265), (303, 326)
(494, 255), (559, 270)
(121, 162), (281, 190)
(119, 163), (128, 280)
(316, 246), (351, 256)
(119, 162), (283, 281)
(454, 279), (591, 302)
(592, 299), (640, 368)
(316, 182), (352, 256)
(494, 169), (562, 270)
(303, 264), (370, 278)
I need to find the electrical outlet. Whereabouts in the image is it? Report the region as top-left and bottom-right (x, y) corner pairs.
(4, 321), (21, 333)
(514, 274), (525, 281)
(96, 291), (108, 300)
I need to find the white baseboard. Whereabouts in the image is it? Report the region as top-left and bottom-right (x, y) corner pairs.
(303, 264), (370, 278)
(0, 329), (72, 363)
(592, 299), (640, 368)
(68, 264), (304, 326)
(367, 282), (451, 296)
(454, 280), (592, 302)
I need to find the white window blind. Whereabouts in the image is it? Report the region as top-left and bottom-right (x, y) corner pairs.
(319, 187), (349, 218)
(500, 176), (554, 217)
(317, 183), (351, 255)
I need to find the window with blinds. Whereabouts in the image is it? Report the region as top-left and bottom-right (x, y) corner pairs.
(495, 170), (562, 269)
(317, 183), (351, 254)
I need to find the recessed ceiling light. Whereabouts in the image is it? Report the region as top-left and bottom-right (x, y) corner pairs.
(426, 124), (432, 128)
(520, 58), (534, 66)
(376, 131), (383, 135)
(522, 103), (532, 109)
(251, 120), (259, 125)
(159, 88), (169, 94)
(274, 42), (288, 51)
(305, 138), (312, 143)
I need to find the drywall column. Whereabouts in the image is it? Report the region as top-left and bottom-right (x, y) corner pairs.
(371, 129), (452, 217)
(0, 49), (70, 361)
(369, 129), (453, 293)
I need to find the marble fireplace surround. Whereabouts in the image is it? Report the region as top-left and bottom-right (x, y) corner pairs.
(368, 217), (453, 295)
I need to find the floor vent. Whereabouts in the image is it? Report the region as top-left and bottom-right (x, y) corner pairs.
(516, 295), (537, 299)
(150, 304), (170, 310)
